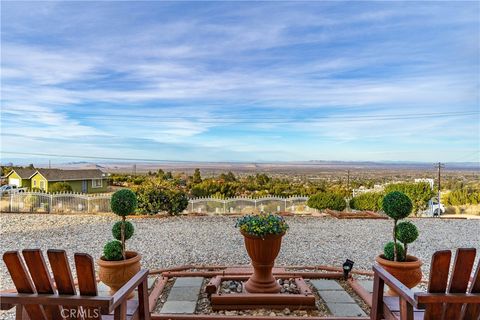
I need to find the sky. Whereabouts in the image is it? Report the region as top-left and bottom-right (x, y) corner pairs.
(1, 1), (479, 164)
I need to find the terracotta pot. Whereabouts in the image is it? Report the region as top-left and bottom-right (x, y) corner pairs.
(241, 230), (284, 293)
(375, 254), (423, 296)
(97, 251), (141, 298)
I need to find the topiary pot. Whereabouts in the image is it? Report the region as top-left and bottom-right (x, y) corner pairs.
(241, 230), (284, 293)
(375, 254), (422, 296)
(97, 251), (141, 298)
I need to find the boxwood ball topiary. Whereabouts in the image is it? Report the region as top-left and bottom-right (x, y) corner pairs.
(103, 240), (123, 261)
(111, 189), (137, 217)
(396, 221), (419, 244)
(382, 191), (413, 220)
(384, 242), (405, 261)
(112, 221), (134, 241)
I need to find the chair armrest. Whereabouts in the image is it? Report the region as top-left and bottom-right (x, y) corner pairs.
(0, 293), (112, 313)
(110, 269), (149, 311)
(415, 293), (480, 307)
(373, 264), (417, 307)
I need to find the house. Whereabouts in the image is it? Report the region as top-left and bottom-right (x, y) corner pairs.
(5, 168), (37, 188)
(6, 168), (109, 193)
(29, 169), (108, 193)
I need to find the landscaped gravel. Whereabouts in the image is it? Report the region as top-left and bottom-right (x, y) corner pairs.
(1, 213), (479, 317)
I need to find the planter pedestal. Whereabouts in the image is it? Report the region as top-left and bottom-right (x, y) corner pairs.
(241, 231), (284, 293)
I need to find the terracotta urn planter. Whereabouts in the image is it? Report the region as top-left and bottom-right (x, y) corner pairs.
(375, 254), (423, 295)
(241, 230), (284, 293)
(98, 251), (141, 298)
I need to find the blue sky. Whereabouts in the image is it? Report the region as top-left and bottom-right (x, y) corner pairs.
(1, 1), (479, 163)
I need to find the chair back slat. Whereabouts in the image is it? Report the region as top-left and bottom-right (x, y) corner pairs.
(464, 261), (480, 320)
(47, 250), (79, 320)
(22, 249), (63, 320)
(3, 251), (48, 320)
(74, 253), (100, 320)
(424, 250), (451, 320)
(444, 248), (476, 320)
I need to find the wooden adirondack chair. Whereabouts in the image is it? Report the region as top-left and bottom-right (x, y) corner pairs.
(0, 249), (150, 320)
(371, 248), (480, 320)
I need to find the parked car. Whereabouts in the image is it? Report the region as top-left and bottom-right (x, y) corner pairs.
(422, 197), (445, 217)
(0, 185), (27, 195)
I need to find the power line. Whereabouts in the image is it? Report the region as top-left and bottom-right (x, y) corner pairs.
(1, 110), (477, 124)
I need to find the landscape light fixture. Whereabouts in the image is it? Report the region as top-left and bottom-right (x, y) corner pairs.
(343, 259), (354, 279)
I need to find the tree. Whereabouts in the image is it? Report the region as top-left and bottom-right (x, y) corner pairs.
(49, 182), (73, 193)
(135, 181), (188, 215)
(192, 168), (202, 183)
(384, 182), (433, 215)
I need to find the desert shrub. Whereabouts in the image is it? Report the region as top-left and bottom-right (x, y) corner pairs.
(49, 182), (72, 193)
(103, 240), (123, 261)
(384, 242), (405, 262)
(136, 183), (188, 215)
(307, 192), (346, 211)
(112, 221), (134, 241)
(349, 192), (384, 211)
(443, 187), (480, 206)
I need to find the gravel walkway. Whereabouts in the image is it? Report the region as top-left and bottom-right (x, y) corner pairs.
(0, 214), (479, 317)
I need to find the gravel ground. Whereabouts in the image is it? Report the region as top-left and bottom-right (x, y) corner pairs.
(1, 213), (479, 318)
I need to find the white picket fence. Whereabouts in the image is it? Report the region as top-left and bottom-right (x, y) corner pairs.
(0, 192), (314, 215)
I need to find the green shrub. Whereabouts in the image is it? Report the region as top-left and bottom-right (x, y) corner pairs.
(396, 221), (418, 257)
(307, 192), (346, 211)
(136, 183), (188, 215)
(111, 189), (137, 216)
(49, 182), (73, 193)
(103, 240), (123, 261)
(236, 213), (289, 237)
(349, 192), (384, 211)
(112, 221), (134, 241)
(384, 242), (405, 262)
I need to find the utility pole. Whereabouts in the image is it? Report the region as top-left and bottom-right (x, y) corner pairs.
(347, 170), (350, 193)
(49, 160), (51, 169)
(133, 164), (136, 175)
(434, 162), (445, 214)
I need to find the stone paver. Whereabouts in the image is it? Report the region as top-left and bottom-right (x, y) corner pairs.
(167, 286), (201, 301)
(173, 277), (204, 287)
(311, 279), (344, 291)
(160, 277), (204, 314)
(327, 302), (367, 317)
(313, 279), (367, 317)
(160, 301), (197, 314)
(319, 290), (356, 303)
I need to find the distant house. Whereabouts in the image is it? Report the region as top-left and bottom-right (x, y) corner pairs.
(5, 168), (37, 188)
(6, 168), (108, 193)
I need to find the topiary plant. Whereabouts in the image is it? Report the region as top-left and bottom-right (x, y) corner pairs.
(382, 191), (414, 262)
(396, 221), (418, 257)
(103, 240), (123, 261)
(103, 189), (137, 261)
(384, 242), (405, 262)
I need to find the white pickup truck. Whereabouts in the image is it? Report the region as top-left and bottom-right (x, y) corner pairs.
(0, 185), (27, 195)
(423, 198), (445, 217)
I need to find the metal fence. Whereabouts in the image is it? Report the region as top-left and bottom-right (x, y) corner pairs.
(0, 193), (315, 215)
(0, 192), (112, 214)
(187, 196), (315, 215)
